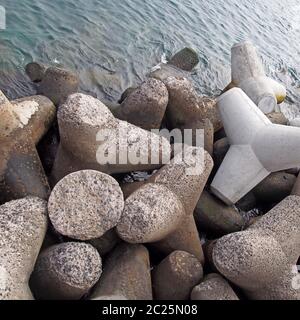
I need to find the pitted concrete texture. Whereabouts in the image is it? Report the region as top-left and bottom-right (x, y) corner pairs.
(149, 146), (213, 215)
(48, 170), (124, 240)
(191, 273), (239, 300)
(0, 197), (47, 300)
(151, 215), (205, 265)
(91, 243), (152, 300)
(153, 250), (203, 300)
(169, 47), (199, 71)
(0, 91), (55, 202)
(117, 183), (185, 243)
(38, 66), (79, 105)
(25, 62), (47, 83)
(30, 242), (102, 300)
(52, 93), (171, 183)
(115, 78), (169, 130)
(11, 95), (56, 144)
(164, 76), (222, 132)
(194, 191), (245, 236)
(213, 196), (300, 300)
(253, 171), (296, 204)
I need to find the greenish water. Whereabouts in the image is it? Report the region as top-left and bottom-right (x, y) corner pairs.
(0, 0), (299, 117)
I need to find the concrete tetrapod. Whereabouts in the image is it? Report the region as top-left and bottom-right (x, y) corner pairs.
(0, 197), (48, 300)
(153, 251), (203, 300)
(48, 170), (124, 240)
(91, 243), (152, 300)
(51, 93), (171, 184)
(292, 174), (300, 196)
(210, 88), (300, 205)
(113, 78), (169, 130)
(191, 273), (239, 300)
(168, 47), (199, 71)
(0, 91), (56, 203)
(37, 66), (79, 105)
(213, 196), (300, 300)
(164, 76), (222, 133)
(30, 242), (102, 300)
(228, 41), (286, 113)
(117, 146), (213, 244)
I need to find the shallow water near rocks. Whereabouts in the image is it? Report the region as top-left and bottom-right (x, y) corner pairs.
(0, 0), (299, 118)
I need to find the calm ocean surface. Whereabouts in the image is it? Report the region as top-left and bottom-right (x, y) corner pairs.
(0, 0), (299, 118)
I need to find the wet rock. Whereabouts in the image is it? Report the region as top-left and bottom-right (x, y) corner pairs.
(0, 197), (47, 300)
(149, 63), (186, 82)
(25, 62), (47, 83)
(164, 76), (222, 132)
(213, 196), (300, 300)
(253, 172), (296, 204)
(114, 78), (168, 130)
(118, 86), (138, 104)
(153, 251), (203, 300)
(30, 242), (102, 300)
(191, 273), (239, 300)
(91, 243), (152, 300)
(168, 48), (199, 71)
(48, 170), (124, 240)
(51, 93), (171, 184)
(194, 191), (245, 236)
(38, 67), (79, 105)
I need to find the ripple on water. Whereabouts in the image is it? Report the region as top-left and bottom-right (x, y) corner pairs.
(0, 0), (299, 118)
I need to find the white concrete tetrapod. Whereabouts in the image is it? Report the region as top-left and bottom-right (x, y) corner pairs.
(230, 41), (286, 113)
(210, 88), (300, 205)
(0, 197), (48, 300)
(213, 196), (300, 300)
(51, 93), (171, 184)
